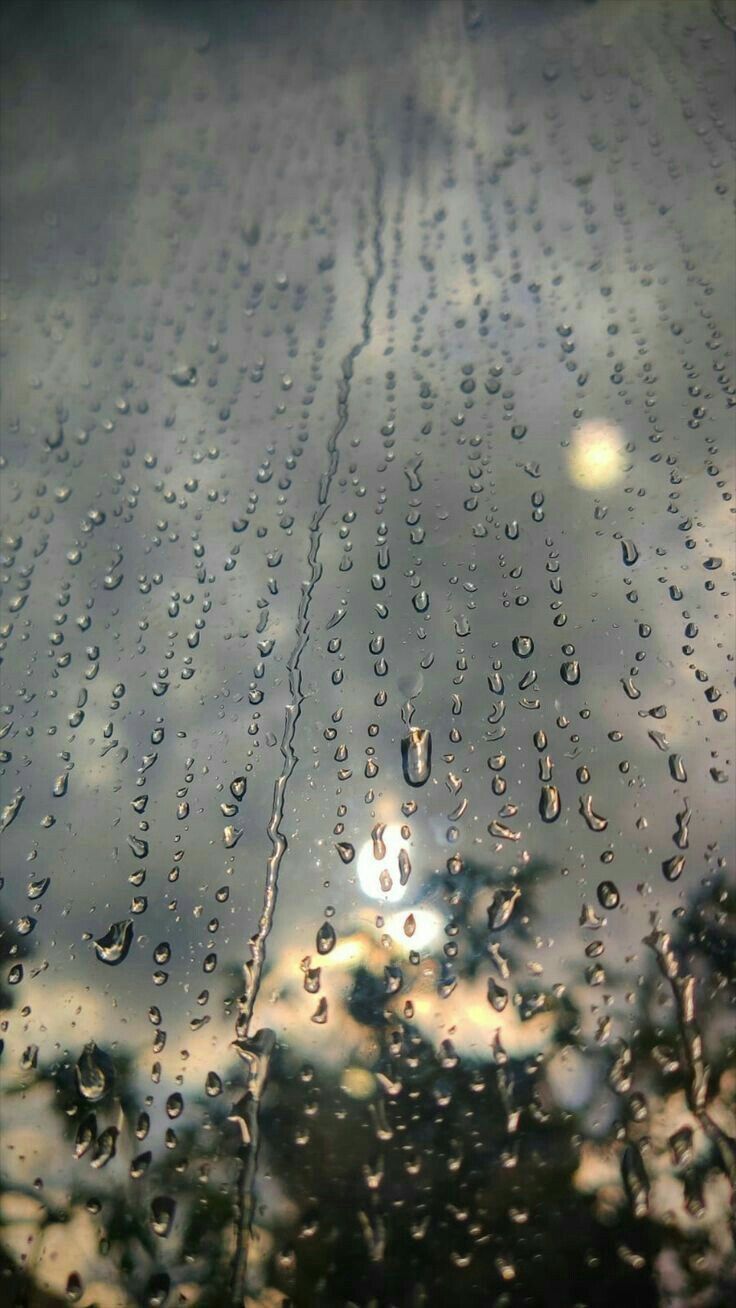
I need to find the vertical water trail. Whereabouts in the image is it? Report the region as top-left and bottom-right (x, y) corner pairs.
(646, 928), (736, 1192)
(230, 142), (386, 1299)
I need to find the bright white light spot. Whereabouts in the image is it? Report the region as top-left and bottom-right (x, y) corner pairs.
(357, 824), (409, 903)
(569, 419), (625, 488)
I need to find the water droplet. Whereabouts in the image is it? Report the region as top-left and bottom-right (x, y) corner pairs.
(560, 659), (580, 685)
(94, 919), (134, 965)
(512, 635), (534, 658)
(487, 887), (521, 931)
(662, 854), (685, 882)
(75, 1043), (113, 1102)
(150, 1196), (176, 1238)
(316, 921), (336, 955)
(539, 784), (561, 822)
(170, 364), (197, 387)
(580, 794), (608, 832)
(1, 792), (24, 831)
(597, 880), (620, 909)
(669, 754), (687, 783)
(402, 728), (431, 786)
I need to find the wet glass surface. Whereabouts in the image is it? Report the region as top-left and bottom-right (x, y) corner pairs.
(1, 1), (735, 1304)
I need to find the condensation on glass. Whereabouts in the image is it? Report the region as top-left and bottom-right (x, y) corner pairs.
(1, 1), (734, 1305)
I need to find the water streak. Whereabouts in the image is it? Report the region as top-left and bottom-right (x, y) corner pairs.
(230, 142), (386, 1298)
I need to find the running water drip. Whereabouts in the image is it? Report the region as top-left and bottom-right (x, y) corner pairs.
(645, 925), (736, 1189)
(230, 142), (386, 1299)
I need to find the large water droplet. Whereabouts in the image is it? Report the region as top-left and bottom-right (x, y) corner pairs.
(94, 919), (134, 965)
(402, 728), (431, 786)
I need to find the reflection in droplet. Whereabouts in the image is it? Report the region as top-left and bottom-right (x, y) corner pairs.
(75, 1043), (113, 1102)
(539, 784), (561, 823)
(402, 727), (431, 785)
(151, 1195), (176, 1238)
(94, 919), (134, 966)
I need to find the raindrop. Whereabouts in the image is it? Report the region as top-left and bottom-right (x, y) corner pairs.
(94, 919), (134, 966)
(487, 887), (521, 931)
(402, 728), (431, 786)
(539, 784), (561, 822)
(512, 635), (534, 658)
(316, 922), (336, 955)
(75, 1043), (113, 1102)
(597, 881), (620, 910)
(580, 795), (609, 832)
(150, 1196), (176, 1238)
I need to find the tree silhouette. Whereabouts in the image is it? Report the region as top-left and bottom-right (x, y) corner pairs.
(1, 865), (733, 1306)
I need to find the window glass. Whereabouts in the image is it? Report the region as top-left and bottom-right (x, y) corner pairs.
(1, 2), (734, 1305)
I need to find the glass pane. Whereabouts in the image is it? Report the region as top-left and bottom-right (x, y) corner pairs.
(1, 2), (734, 1305)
